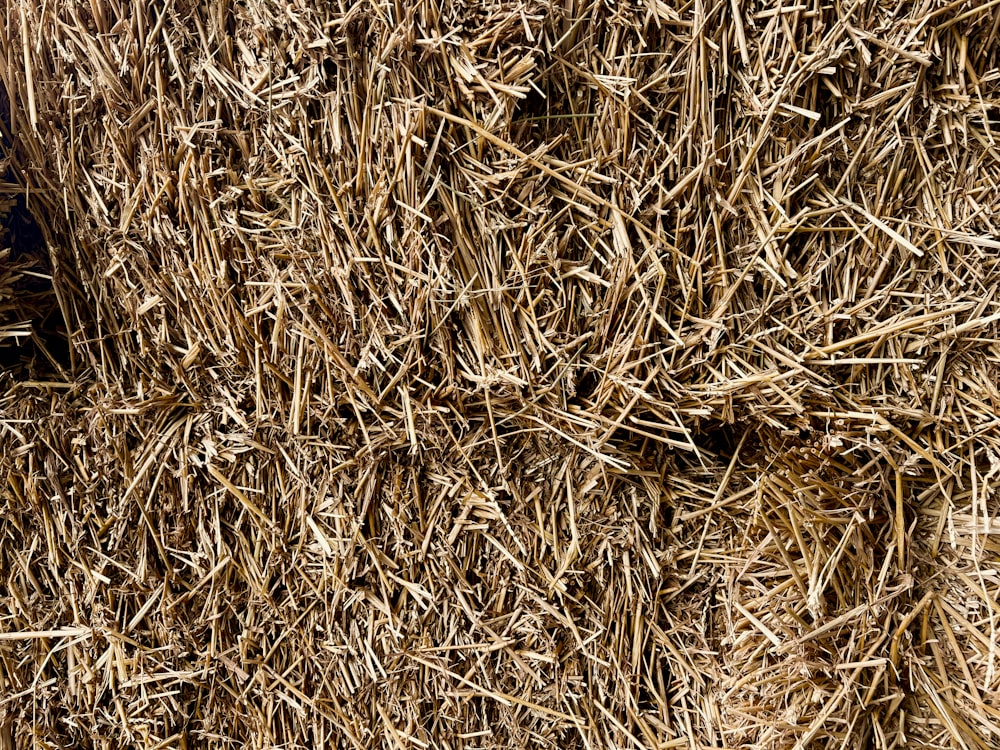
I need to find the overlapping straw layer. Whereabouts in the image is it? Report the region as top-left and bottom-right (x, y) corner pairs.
(2, 0), (1000, 747)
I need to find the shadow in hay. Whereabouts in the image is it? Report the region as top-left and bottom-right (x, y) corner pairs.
(0, 83), (71, 378)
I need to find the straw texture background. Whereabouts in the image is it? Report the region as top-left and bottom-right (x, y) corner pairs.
(2, 1), (1000, 748)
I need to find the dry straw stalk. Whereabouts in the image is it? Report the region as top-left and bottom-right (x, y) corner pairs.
(2, 0), (1000, 748)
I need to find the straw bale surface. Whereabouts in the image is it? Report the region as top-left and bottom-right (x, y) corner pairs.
(2, 1), (1000, 748)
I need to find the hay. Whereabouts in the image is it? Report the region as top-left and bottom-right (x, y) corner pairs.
(2, 0), (1000, 747)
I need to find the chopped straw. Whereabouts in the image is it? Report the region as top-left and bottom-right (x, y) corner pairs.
(2, 0), (1000, 748)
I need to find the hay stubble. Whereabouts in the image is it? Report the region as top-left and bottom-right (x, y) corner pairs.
(2, 1), (1000, 748)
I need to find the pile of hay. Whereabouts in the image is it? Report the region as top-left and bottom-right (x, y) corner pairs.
(2, 0), (999, 747)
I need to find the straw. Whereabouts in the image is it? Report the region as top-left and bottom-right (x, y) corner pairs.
(2, 0), (1000, 748)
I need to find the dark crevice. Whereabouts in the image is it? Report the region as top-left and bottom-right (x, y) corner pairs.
(2, 194), (69, 376)
(1, 81), (71, 378)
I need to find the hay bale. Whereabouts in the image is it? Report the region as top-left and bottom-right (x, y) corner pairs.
(1, 0), (999, 748)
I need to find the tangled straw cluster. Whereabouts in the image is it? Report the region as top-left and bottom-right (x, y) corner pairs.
(2, 0), (1000, 748)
